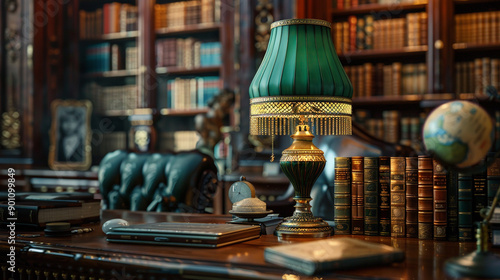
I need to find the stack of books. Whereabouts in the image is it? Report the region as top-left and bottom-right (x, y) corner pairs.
(80, 3), (139, 39)
(333, 12), (427, 54)
(154, 0), (220, 29)
(344, 62), (427, 97)
(455, 11), (500, 45)
(156, 38), (221, 69)
(332, 154), (500, 241)
(84, 42), (137, 74)
(455, 57), (500, 97)
(333, 0), (425, 10)
(159, 76), (222, 110)
(0, 192), (100, 228)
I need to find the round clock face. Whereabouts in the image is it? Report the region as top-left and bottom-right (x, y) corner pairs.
(228, 181), (256, 204)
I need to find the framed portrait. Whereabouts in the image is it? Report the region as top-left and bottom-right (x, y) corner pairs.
(49, 99), (93, 170)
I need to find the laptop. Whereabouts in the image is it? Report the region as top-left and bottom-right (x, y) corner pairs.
(106, 222), (262, 248)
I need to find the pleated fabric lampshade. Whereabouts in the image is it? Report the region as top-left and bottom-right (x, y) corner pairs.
(249, 18), (353, 137)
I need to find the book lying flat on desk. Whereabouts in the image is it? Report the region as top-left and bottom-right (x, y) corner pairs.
(0, 199), (100, 227)
(106, 222), (261, 248)
(264, 237), (405, 275)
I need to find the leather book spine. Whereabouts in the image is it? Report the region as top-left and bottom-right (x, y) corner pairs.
(473, 169), (487, 222)
(433, 159), (447, 241)
(356, 16), (366, 50)
(390, 157), (405, 237)
(392, 62), (402, 96)
(342, 22), (349, 53)
(0, 204), (39, 226)
(349, 16), (357, 52)
(379, 156), (391, 236)
(334, 157), (352, 235)
(458, 173), (474, 242)
(406, 13), (418, 47)
(364, 157), (379, 236)
(418, 155), (433, 240)
(405, 157), (418, 238)
(364, 62), (374, 97)
(487, 155), (500, 207)
(351, 156), (364, 235)
(364, 15), (374, 50)
(335, 23), (343, 54)
(419, 12), (428, 46)
(447, 169), (459, 241)
(336, 0), (344, 10)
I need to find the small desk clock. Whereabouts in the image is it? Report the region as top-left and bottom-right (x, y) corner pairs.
(228, 176), (256, 203)
(228, 176), (272, 221)
(227, 176), (278, 234)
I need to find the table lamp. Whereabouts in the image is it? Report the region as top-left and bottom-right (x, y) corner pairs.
(249, 19), (353, 239)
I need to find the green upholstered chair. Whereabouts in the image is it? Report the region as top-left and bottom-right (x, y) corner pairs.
(98, 150), (218, 213)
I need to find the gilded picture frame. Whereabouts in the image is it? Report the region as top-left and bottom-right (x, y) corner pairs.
(49, 99), (93, 170)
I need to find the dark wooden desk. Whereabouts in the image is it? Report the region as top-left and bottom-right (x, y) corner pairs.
(1, 210), (498, 280)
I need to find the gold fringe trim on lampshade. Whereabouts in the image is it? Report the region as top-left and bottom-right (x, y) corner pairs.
(249, 96), (352, 136)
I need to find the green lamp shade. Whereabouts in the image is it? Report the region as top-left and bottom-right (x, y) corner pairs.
(249, 19), (353, 136)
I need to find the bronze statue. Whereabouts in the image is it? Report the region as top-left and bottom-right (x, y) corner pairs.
(194, 89), (235, 157)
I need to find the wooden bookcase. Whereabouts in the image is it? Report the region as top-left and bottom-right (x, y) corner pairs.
(76, 0), (235, 160)
(300, 0), (500, 154)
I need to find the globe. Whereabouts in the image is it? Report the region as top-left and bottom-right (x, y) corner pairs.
(423, 100), (494, 168)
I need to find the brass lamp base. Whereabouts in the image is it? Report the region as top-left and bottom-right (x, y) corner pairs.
(276, 122), (332, 239)
(275, 197), (332, 239)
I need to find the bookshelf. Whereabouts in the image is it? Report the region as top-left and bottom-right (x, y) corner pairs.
(300, 0), (500, 154)
(77, 0), (234, 159)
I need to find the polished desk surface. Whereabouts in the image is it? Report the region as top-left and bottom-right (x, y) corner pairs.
(2, 210), (499, 280)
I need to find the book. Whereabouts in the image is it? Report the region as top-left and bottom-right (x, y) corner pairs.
(348, 16), (357, 52)
(433, 159), (447, 240)
(364, 15), (374, 50)
(364, 157), (379, 236)
(418, 155), (433, 240)
(106, 222), (261, 248)
(390, 157), (405, 237)
(487, 155), (500, 207)
(473, 168), (487, 222)
(334, 157), (352, 234)
(379, 156), (391, 236)
(351, 156), (364, 235)
(405, 157), (418, 238)
(0, 199), (100, 228)
(356, 16), (366, 50)
(447, 169), (459, 241)
(0, 191), (95, 201)
(458, 173), (474, 241)
(264, 237), (405, 276)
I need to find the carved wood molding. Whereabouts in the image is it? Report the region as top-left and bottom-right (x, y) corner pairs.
(254, 0), (273, 53)
(2, 0), (22, 150)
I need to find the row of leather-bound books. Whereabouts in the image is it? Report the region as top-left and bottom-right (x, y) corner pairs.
(333, 155), (500, 241)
